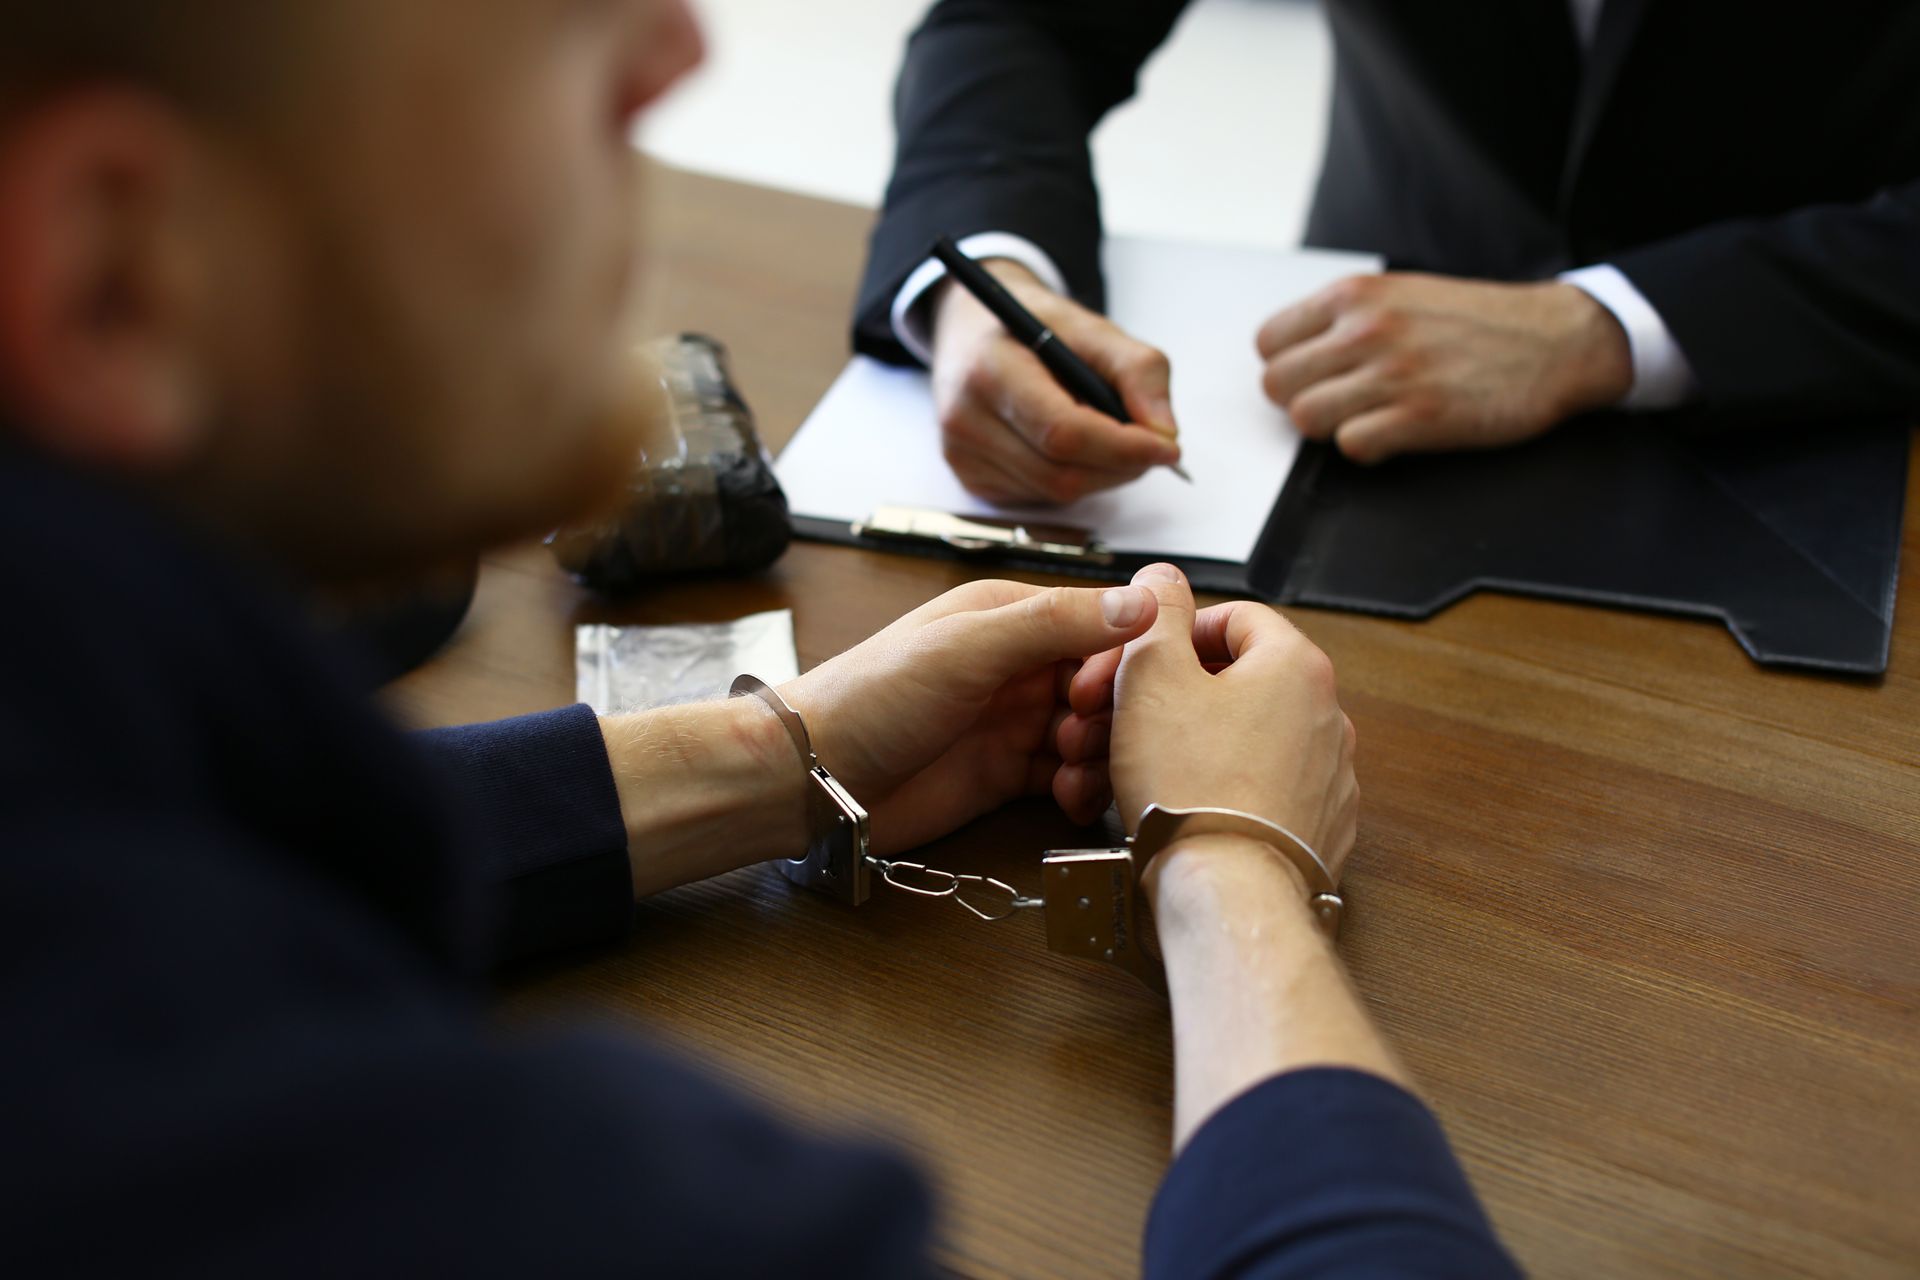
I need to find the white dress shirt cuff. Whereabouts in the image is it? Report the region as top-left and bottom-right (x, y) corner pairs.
(1559, 263), (1698, 412)
(890, 232), (1070, 367)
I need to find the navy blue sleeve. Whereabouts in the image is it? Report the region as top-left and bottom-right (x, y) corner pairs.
(1146, 1068), (1520, 1280)
(413, 705), (635, 967)
(853, 0), (1194, 362)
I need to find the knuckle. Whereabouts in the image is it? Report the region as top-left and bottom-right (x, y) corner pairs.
(961, 357), (1001, 403)
(957, 578), (1010, 605)
(1348, 308), (1402, 346)
(1340, 432), (1384, 465)
(1126, 344), (1172, 381)
(1255, 316), (1286, 358)
(1032, 417), (1081, 462)
(1025, 586), (1076, 637)
(1327, 275), (1376, 309)
(1377, 350), (1420, 384)
(1401, 391), (1442, 422)
(1291, 639), (1338, 692)
(1289, 397), (1323, 435)
(1261, 361), (1286, 402)
(937, 402), (973, 437)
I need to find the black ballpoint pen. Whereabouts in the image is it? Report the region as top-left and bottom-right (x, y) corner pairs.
(930, 235), (1192, 483)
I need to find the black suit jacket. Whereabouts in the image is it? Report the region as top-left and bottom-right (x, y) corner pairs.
(855, 0), (1920, 423)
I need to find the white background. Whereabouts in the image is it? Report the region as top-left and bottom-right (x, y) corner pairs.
(639, 0), (1332, 246)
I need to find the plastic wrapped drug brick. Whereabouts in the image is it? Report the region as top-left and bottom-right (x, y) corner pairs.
(549, 333), (791, 590)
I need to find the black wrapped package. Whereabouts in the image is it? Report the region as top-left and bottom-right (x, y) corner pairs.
(549, 333), (791, 590)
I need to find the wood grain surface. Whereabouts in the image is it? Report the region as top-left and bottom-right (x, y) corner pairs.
(385, 164), (1920, 1280)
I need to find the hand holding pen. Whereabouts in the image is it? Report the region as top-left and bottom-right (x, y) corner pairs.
(926, 237), (1188, 506)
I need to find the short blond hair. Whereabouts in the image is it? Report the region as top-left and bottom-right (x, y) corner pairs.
(0, 3), (296, 118)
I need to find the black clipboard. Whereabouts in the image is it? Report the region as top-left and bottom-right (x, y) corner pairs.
(791, 413), (1911, 676)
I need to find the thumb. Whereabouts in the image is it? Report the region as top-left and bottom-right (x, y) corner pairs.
(944, 584), (1159, 683)
(1119, 563), (1200, 676)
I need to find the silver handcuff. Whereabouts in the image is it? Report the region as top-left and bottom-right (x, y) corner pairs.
(730, 674), (1344, 994)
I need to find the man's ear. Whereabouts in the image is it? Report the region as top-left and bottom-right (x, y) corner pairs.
(0, 89), (209, 469)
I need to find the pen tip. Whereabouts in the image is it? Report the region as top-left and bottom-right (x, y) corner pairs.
(1170, 463), (1193, 484)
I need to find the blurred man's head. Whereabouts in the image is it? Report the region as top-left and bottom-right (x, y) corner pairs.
(0, 0), (703, 578)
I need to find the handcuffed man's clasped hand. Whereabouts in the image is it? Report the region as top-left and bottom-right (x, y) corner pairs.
(772, 566), (1359, 883)
(775, 579), (1159, 854)
(1068, 563), (1360, 881)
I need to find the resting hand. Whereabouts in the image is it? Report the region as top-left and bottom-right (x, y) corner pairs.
(1257, 273), (1632, 464)
(778, 579), (1158, 854)
(1066, 564), (1357, 874)
(1071, 566), (1405, 1149)
(929, 260), (1183, 505)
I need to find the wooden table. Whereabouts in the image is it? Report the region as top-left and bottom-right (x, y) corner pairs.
(387, 165), (1920, 1280)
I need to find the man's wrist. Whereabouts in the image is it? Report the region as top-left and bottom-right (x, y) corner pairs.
(725, 691), (813, 848)
(893, 232), (1067, 364)
(598, 698), (810, 898)
(930, 257), (1044, 350)
(1544, 280), (1634, 417)
(1147, 833), (1315, 939)
(1151, 833), (1412, 1148)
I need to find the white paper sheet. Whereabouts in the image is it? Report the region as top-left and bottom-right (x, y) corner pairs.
(775, 237), (1381, 563)
(575, 609), (798, 714)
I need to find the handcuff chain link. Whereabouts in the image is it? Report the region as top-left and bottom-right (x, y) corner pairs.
(863, 855), (1045, 922)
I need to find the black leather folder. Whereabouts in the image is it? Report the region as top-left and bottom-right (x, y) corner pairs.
(791, 416), (1911, 676)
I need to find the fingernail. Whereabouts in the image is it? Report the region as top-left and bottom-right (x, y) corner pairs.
(1155, 443), (1183, 465)
(1101, 587), (1147, 627)
(1133, 563), (1182, 586)
(1147, 397), (1176, 433)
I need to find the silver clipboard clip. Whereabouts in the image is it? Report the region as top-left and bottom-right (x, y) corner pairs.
(852, 505), (1115, 566)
